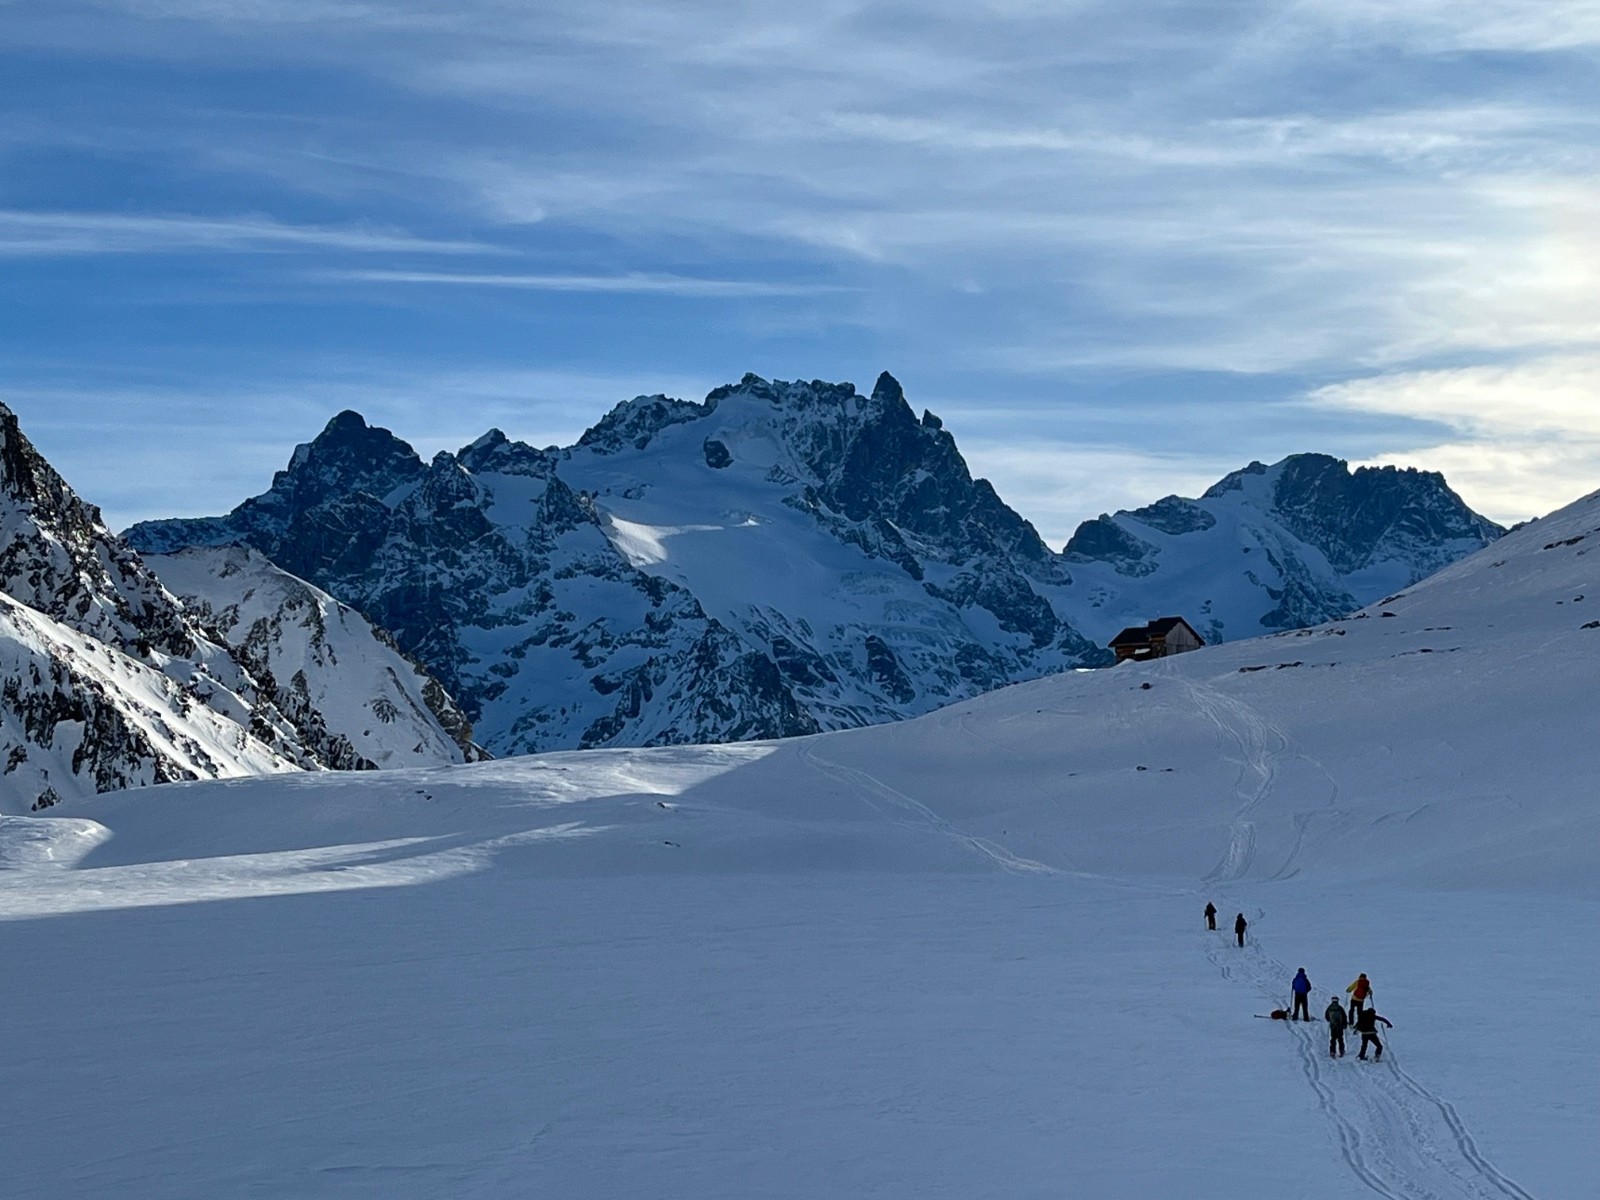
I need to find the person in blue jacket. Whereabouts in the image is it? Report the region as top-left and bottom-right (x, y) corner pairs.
(1290, 968), (1312, 1020)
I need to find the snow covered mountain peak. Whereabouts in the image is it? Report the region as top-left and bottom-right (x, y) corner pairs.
(458, 428), (559, 478)
(125, 372), (1504, 756)
(587, 371), (1060, 579)
(577, 393), (713, 456)
(278, 409), (426, 506)
(0, 400), (197, 662)
(0, 404), (480, 810)
(127, 373), (1104, 753)
(1061, 452), (1504, 643)
(1202, 452), (1501, 575)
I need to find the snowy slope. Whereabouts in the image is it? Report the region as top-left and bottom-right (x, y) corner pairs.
(125, 374), (1496, 757)
(0, 401), (325, 803)
(145, 546), (480, 769)
(5, 485), (1596, 1198)
(0, 593), (295, 810)
(561, 375), (1095, 731)
(1060, 453), (1502, 646)
(0, 402), (482, 807)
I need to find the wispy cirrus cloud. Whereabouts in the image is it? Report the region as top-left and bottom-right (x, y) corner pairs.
(7, 0), (1600, 526)
(325, 269), (850, 297)
(0, 210), (499, 257)
(1299, 0), (1600, 53)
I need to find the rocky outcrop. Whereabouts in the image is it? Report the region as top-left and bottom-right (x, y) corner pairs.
(125, 379), (1503, 756)
(1063, 453), (1504, 644)
(145, 545), (483, 769)
(0, 592), (296, 813)
(0, 401), (477, 809)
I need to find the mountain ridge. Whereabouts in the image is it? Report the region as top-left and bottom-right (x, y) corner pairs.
(124, 372), (1504, 756)
(0, 401), (479, 810)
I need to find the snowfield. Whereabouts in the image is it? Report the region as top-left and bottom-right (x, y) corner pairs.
(4, 489), (1600, 1198)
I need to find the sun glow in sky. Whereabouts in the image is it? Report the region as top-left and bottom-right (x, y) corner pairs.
(5, 1), (1600, 541)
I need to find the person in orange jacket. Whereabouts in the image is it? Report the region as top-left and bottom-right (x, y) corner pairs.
(1346, 973), (1372, 1024)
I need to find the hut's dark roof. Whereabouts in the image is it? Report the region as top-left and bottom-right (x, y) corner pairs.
(1108, 616), (1204, 647)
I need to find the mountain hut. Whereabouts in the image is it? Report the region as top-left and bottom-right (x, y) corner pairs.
(1108, 616), (1205, 663)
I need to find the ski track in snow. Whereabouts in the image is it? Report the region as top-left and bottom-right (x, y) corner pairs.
(803, 715), (1537, 1198)
(1175, 670), (1350, 884)
(1202, 930), (1538, 1200)
(1179, 676), (1281, 883)
(1181, 678), (1538, 1200)
(797, 741), (1056, 876)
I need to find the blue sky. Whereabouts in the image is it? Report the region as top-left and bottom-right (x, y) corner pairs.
(5, 0), (1600, 544)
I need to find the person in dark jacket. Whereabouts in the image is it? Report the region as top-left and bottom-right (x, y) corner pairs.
(1325, 996), (1348, 1057)
(1290, 968), (1312, 1020)
(1234, 912), (1247, 947)
(1354, 1007), (1393, 1060)
(1204, 901), (1217, 931)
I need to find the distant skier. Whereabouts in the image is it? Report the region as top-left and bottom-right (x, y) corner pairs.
(1204, 901), (1217, 931)
(1290, 968), (1312, 1021)
(1346, 973), (1372, 1024)
(1325, 996), (1348, 1057)
(1234, 913), (1247, 947)
(1354, 1007), (1393, 1061)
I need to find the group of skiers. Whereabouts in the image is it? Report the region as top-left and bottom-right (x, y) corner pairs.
(1295, 968), (1392, 1059)
(1205, 902), (1393, 1061)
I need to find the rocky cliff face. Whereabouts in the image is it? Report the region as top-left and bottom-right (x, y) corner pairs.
(0, 404), (198, 662)
(0, 402), (476, 811)
(144, 545), (483, 769)
(0, 592), (297, 811)
(1061, 453), (1504, 644)
(128, 374), (1105, 754)
(125, 379), (1504, 757)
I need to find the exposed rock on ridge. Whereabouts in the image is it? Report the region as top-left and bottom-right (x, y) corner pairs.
(1065, 452), (1504, 643)
(125, 379), (1504, 756)
(0, 402), (476, 811)
(145, 545), (484, 769)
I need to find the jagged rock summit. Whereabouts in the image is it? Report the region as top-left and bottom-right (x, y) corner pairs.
(0, 402), (478, 812)
(1062, 452), (1503, 643)
(129, 374), (1103, 755)
(126, 374), (1504, 757)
